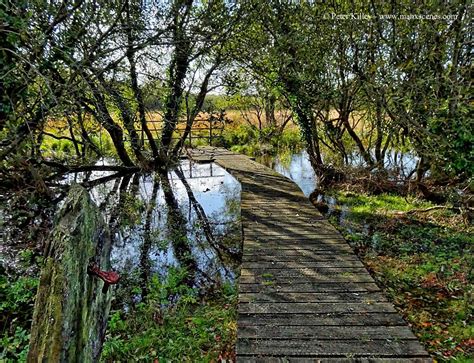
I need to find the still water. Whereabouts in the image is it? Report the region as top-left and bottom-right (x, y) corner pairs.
(61, 160), (242, 300)
(257, 149), (419, 196)
(256, 151), (316, 196)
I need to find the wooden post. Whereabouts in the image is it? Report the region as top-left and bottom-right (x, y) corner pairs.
(27, 184), (114, 363)
(209, 120), (213, 146)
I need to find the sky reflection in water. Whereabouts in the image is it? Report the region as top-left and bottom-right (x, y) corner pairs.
(258, 149), (419, 196)
(67, 160), (241, 288)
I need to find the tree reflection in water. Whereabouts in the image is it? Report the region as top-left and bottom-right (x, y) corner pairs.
(70, 160), (242, 308)
(160, 170), (199, 288)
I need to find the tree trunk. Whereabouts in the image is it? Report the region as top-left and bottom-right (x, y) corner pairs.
(127, 51), (160, 161)
(341, 111), (374, 167)
(83, 88), (134, 167)
(295, 107), (323, 171)
(160, 170), (197, 286)
(172, 61), (219, 156)
(374, 99), (384, 166)
(77, 109), (102, 158)
(28, 184), (113, 362)
(160, 3), (192, 158)
(100, 78), (149, 168)
(264, 93), (276, 127)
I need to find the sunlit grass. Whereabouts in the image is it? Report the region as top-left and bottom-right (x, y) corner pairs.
(326, 191), (473, 361)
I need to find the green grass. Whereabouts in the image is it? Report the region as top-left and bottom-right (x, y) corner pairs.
(40, 131), (117, 160)
(220, 124), (303, 157)
(101, 269), (237, 362)
(335, 193), (433, 219)
(0, 274), (38, 362)
(0, 259), (238, 362)
(326, 191), (473, 361)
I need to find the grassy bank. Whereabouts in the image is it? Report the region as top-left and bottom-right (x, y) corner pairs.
(324, 191), (473, 361)
(101, 269), (237, 362)
(219, 123), (303, 156)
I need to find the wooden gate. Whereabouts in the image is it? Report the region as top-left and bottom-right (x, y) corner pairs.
(141, 112), (228, 147)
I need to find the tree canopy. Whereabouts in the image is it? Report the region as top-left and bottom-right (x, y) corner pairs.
(1, 0), (472, 183)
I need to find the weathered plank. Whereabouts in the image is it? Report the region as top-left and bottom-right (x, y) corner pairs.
(242, 254), (361, 262)
(240, 267), (369, 275)
(244, 230), (345, 238)
(241, 260), (366, 268)
(238, 302), (397, 314)
(240, 273), (375, 284)
(238, 312), (406, 327)
(242, 219), (333, 229)
(189, 147), (430, 361)
(238, 358), (432, 363)
(239, 282), (382, 293)
(243, 243), (353, 251)
(238, 325), (417, 339)
(238, 291), (388, 303)
(243, 244), (353, 252)
(242, 208), (319, 217)
(242, 210), (328, 218)
(242, 229), (346, 239)
(242, 247), (354, 256)
(244, 235), (349, 241)
(242, 217), (330, 225)
(237, 339), (429, 357)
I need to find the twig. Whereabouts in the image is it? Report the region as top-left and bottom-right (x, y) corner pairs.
(404, 205), (470, 215)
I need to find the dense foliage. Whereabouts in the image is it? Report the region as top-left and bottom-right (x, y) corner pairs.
(1, 1), (471, 181)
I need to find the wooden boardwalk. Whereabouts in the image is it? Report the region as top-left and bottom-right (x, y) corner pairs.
(188, 147), (431, 362)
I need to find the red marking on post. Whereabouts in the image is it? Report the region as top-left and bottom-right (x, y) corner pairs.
(88, 263), (120, 292)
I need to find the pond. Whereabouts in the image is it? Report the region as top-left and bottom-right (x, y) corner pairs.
(256, 148), (419, 196)
(1, 148), (419, 289)
(78, 161), (242, 306)
(1, 159), (242, 307)
(256, 148), (420, 237)
(0, 159), (244, 360)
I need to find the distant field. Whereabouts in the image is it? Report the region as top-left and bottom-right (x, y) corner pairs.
(43, 108), (371, 140)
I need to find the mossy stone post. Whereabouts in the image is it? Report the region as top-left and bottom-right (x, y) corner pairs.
(28, 185), (113, 362)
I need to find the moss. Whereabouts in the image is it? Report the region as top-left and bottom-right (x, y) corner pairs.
(27, 185), (112, 362)
(27, 258), (64, 361)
